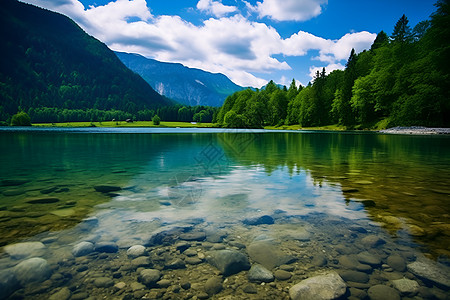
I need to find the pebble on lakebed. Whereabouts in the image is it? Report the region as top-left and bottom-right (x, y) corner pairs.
(1, 213), (450, 300)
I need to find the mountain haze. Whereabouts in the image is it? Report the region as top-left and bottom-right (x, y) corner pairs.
(116, 52), (244, 107)
(0, 0), (170, 120)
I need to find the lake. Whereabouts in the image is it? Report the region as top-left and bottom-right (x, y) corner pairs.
(0, 127), (449, 299)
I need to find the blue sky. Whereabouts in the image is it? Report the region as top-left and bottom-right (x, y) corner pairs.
(22, 0), (436, 87)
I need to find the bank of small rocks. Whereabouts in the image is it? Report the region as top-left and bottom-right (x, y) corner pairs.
(379, 126), (450, 135)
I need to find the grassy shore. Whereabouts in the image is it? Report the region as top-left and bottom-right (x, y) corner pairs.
(33, 121), (217, 128)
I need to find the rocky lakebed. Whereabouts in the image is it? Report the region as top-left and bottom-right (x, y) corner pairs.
(1, 209), (449, 300)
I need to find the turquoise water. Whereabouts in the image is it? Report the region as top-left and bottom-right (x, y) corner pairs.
(0, 128), (449, 299)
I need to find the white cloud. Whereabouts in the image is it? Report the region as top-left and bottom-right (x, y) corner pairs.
(197, 0), (237, 17)
(22, 0), (375, 87)
(250, 0), (328, 22)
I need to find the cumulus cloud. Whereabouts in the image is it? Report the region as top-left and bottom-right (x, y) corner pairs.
(197, 0), (237, 17)
(249, 0), (328, 22)
(22, 0), (375, 87)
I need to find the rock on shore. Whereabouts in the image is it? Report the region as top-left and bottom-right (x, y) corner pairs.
(379, 126), (450, 135)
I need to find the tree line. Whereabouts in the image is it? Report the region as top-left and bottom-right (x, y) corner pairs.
(217, 1), (450, 129)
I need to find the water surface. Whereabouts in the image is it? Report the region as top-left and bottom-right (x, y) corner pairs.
(0, 128), (449, 299)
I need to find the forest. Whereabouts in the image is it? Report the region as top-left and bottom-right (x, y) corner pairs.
(217, 1), (450, 129)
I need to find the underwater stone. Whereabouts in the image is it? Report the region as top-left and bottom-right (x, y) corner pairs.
(93, 185), (122, 193)
(407, 259), (450, 289)
(139, 269), (161, 287)
(207, 249), (250, 276)
(0, 269), (20, 300)
(391, 278), (419, 296)
(367, 285), (400, 300)
(204, 276), (223, 296)
(94, 242), (118, 253)
(13, 257), (52, 285)
(72, 241), (94, 257)
(289, 272), (347, 300)
(247, 241), (296, 270)
(4, 241), (46, 259)
(248, 264), (274, 283)
(26, 197), (60, 204)
(387, 255), (406, 272)
(1, 179), (29, 186)
(127, 245), (147, 258)
(361, 235), (386, 248)
(274, 270), (292, 281)
(179, 231), (206, 241)
(243, 215), (274, 226)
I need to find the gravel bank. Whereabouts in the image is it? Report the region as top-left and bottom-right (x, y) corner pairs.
(379, 126), (450, 135)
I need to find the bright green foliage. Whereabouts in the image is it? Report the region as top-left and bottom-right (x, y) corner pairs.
(11, 111), (31, 126)
(218, 1), (449, 129)
(152, 114), (161, 125)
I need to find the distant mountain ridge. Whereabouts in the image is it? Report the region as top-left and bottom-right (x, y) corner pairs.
(116, 52), (244, 107)
(0, 0), (170, 119)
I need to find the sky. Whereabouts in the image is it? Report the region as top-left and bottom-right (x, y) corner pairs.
(21, 0), (437, 88)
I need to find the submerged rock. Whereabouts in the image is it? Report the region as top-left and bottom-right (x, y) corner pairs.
(72, 241), (94, 257)
(13, 257), (52, 285)
(274, 270), (292, 281)
(248, 264), (274, 283)
(93, 277), (114, 288)
(367, 285), (400, 300)
(49, 287), (71, 300)
(387, 255), (406, 272)
(361, 235), (386, 248)
(26, 197), (60, 204)
(391, 278), (419, 296)
(247, 241), (296, 270)
(243, 215), (274, 226)
(94, 242), (118, 253)
(179, 231), (206, 241)
(0, 269), (20, 300)
(204, 276), (223, 296)
(289, 272), (347, 300)
(207, 249), (250, 276)
(4, 241), (46, 259)
(1, 179), (29, 186)
(127, 245), (147, 258)
(407, 259), (450, 289)
(139, 269), (161, 287)
(93, 185), (122, 193)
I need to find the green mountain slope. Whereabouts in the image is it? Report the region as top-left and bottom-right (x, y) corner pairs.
(0, 0), (171, 120)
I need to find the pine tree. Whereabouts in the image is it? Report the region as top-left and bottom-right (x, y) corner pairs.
(391, 14), (413, 43)
(370, 31), (389, 51)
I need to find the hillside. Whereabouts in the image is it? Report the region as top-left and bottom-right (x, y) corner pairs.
(116, 52), (244, 107)
(0, 0), (171, 121)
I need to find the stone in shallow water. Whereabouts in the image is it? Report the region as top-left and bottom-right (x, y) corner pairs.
(127, 245), (147, 258)
(13, 257), (52, 285)
(0, 269), (20, 299)
(367, 285), (400, 300)
(93, 277), (114, 288)
(48, 287), (71, 300)
(204, 276), (223, 296)
(139, 269), (161, 287)
(26, 197), (60, 204)
(387, 255), (406, 272)
(407, 259), (450, 289)
(207, 249), (250, 276)
(93, 185), (122, 193)
(4, 241), (46, 259)
(339, 269), (369, 283)
(361, 235), (386, 248)
(391, 278), (419, 295)
(165, 258), (186, 270)
(243, 215), (274, 226)
(248, 264), (274, 283)
(95, 242), (118, 253)
(1, 179), (29, 186)
(289, 272), (347, 300)
(179, 231), (206, 241)
(274, 270), (292, 281)
(72, 241), (94, 257)
(247, 241), (296, 270)
(356, 251), (382, 266)
(2, 189), (26, 196)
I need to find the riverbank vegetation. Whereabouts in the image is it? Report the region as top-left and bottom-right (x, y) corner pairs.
(216, 1), (450, 129)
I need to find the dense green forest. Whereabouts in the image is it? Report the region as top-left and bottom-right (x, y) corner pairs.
(0, 0), (171, 124)
(217, 1), (450, 129)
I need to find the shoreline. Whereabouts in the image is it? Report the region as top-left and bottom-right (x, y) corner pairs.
(379, 126), (450, 135)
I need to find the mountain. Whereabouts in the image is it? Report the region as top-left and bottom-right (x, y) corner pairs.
(116, 52), (244, 107)
(0, 0), (171, 119)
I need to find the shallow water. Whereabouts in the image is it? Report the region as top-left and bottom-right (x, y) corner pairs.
(0, 128), (449, 299)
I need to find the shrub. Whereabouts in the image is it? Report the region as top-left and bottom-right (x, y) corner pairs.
(152, 114), (161, 125)
(11, 112), (31, 126)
